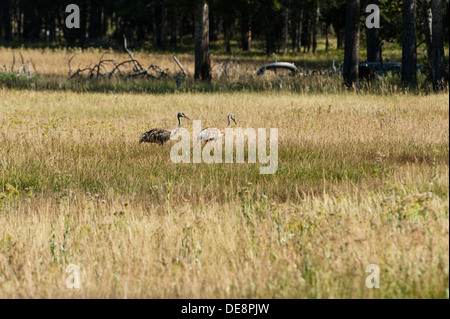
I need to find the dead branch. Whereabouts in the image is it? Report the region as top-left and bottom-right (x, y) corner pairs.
(19, 52), (24, 66)
(108, 60), (136, 77)
(172, 54), (186, 76)
(67, 50), (82, 77)
(171, 54), (186, 90)
(27, 61), (32, 76)
(217, 50), (240, 78)
(123, 35), (143, 73)
(90, 59), (116, 78)
(29, 58), (39, 75)
(65, 46), (169, 80)
(69, 67), (94, 79)
(12, 50), (15, 72)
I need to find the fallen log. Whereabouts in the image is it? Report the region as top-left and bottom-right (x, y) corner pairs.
(123, 35), (143, 72)
(254, 62), (299, 76)
(172, 54), (187, 76)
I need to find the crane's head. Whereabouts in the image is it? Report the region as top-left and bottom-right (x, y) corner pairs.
(227, 114), (237, 125)
(177, 112), (191, 120)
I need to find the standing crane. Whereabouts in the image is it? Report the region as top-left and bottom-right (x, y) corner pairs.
(139, 112), (190, 145)
(197, 114), (237, 143)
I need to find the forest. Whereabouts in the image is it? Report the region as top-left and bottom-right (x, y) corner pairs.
(0, 0), (448, 90)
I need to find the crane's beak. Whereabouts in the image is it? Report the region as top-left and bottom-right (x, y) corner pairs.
(184, 114), (191, 120)
(232, 117), (237, 125)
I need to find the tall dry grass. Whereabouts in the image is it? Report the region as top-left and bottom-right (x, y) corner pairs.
(0, 89), (448, 298)
(1, 47), (445, 95)
(0, 47), (259, 77)
(0, 40), (438, 76)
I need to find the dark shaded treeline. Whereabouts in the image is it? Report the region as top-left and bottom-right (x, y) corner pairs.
(0, 0), (448, 55)
(0, 0), (338, 54)
(341, 0), (448, 90)
(0, 0), (448, 89)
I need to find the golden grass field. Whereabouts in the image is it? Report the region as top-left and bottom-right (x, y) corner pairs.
(0, 88), (448, 299)
(0, 47), (449, 299)
(0, 41), (427, 77)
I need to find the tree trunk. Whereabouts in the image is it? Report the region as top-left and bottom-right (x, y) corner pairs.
(401, 0), (417, 87)
(303, 17), (311, 53)
(296, 4), (303, 52)
(291, 21), (297, 52)
(48, 10), (56, 43)
(246, 26), (252, 51)
(17, 3), (22, 38)
(152, 1), (167, 49)
(306, 18), (312, 52)
(223, 17), (232, 53)
(224, 24), (231, 53)
(266, 32), (276, 54)
(22, 0), (40, 41)
(0, 0), (13, 41)
(343, 0), (360, 88)
(241, 17), (251, 51)
(282, 6), (288, 55)
(89, 0), (102, 41)
(431, 0), (445, 91)
(160, 2), (168, 50)
(194, 1), (211, 81)
(417, 3), (432, 62)
(169, 18), (177, 48)
(424, 8), (433, 61)
(56, 3), (63, 44)
(266, 15), (276, 54)
(337, 29), (344, 49)
(153, 19), (159, 48)
(209, 9), (218, 42)
(179, 16), (184, 47)
(366, 0), (379, 62)
(312, 1), (319, 54)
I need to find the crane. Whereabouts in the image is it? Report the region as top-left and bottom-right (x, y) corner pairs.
(197, 114), (237, 143)
(139, 112), (190, 145)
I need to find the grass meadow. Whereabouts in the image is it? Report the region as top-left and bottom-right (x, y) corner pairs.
(0, 45), (440, 94)
(0, 48), (449, 298)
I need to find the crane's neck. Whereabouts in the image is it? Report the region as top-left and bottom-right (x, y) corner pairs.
(177, 115), (182, 127)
